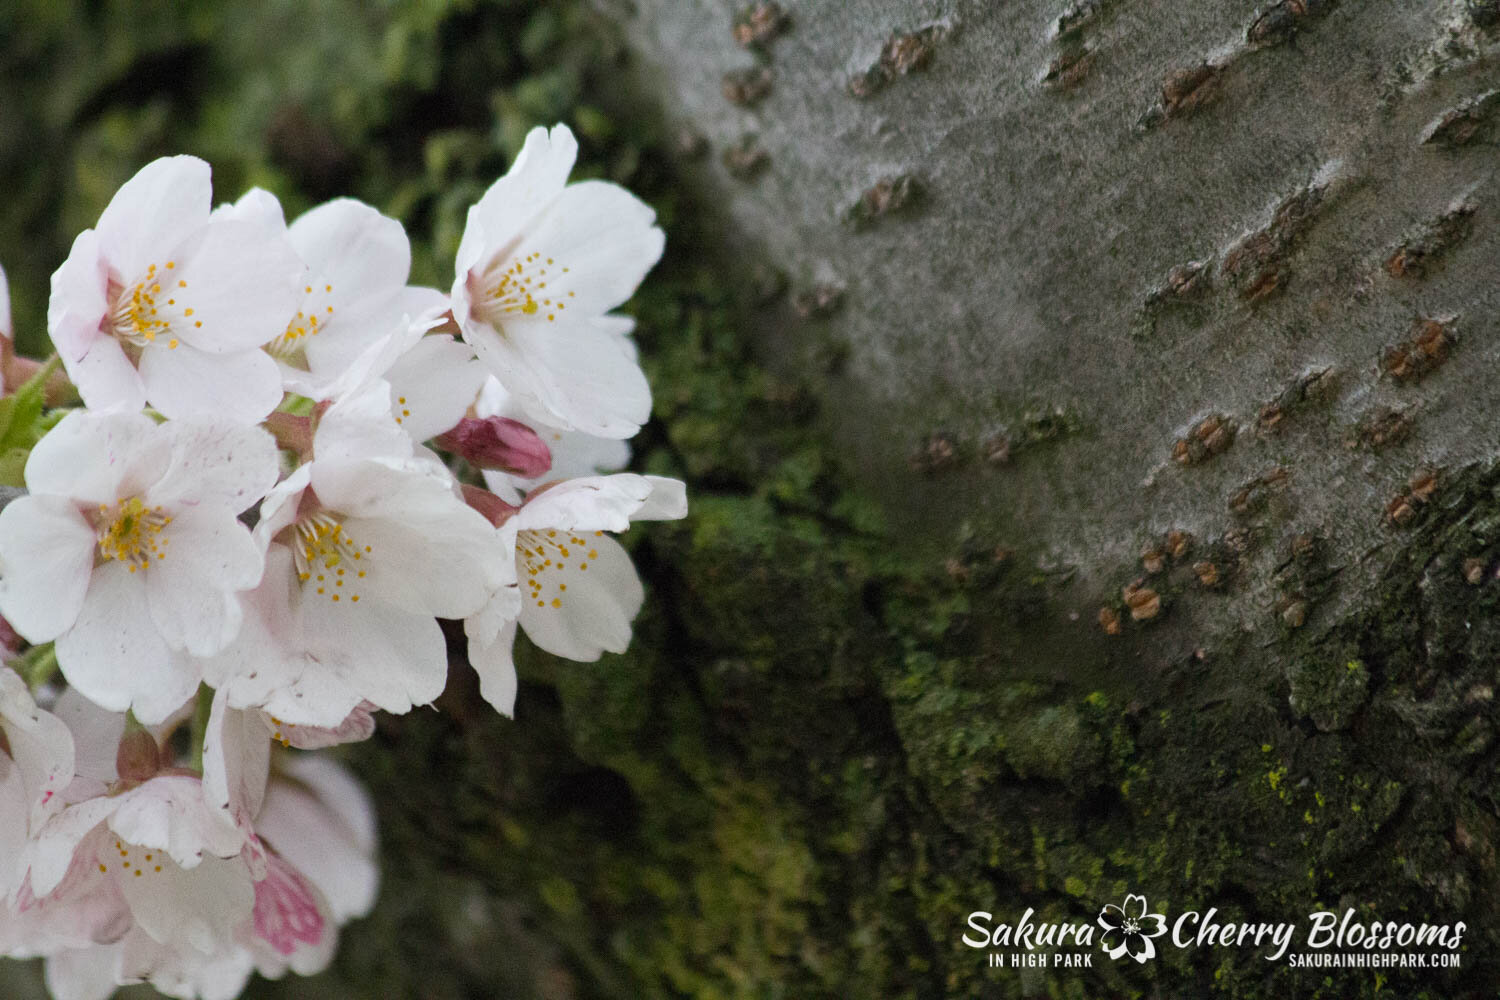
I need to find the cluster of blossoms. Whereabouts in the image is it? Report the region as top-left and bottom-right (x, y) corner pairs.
(0, 124), (685, 999)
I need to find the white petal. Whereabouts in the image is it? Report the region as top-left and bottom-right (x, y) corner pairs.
(213, 187), (285, 232)
(288, 597), (448, 721)
(147, 420), (280, 512)
(254, 467), (311, 551)
(0, 495), (97, 642)
(52, 687), (124, 784)
(47, 229), (110, 365)
(462, 125), (578, 261)
(105, 775), (246, 867)
(168, 218), (302, 354)
(289, 199), (410, 310)
(478, 319), (651, 438)
(144, 505), (262, 656)
(44, 944), (122, 1000)
(138, 341), (284, 423)
(55, 562), (200, 725)
(338, 507), (502, 619)
(516, 474), (657, 534)
(69, 337), (149, 416)
(496, 179), (663, 317)
(634, 476), (688, 521)
(0, 262), (8, 340)
(518, 533), (642, 661)
(466, 617), (518, 717)
(0, 669), (75, 834)
(118, 851), (254, 955)
(311, 379), (412, 464)
(23, 409), (161, 504)
(201, 687), (269, 836)
(385, 334), (487, 442)
(95, 156), (212, 282)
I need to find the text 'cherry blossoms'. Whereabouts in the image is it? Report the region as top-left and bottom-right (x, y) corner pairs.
(0, 124), (686, 1000)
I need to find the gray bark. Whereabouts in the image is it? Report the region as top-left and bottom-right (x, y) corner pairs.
(610, 0), (1500, 671)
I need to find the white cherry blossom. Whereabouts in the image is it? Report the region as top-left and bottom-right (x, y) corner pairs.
(0, 411), (278, 723)
(46, 156), (301, 422)
(465, 473), (686, 715)
(452, 124), (661, 439)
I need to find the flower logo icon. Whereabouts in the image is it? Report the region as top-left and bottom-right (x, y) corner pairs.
(1097, 894), (1168, 963)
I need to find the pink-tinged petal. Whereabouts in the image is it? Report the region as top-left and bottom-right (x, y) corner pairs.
(0, 669), (75, 831)
(47, 229), (109, 363)
(51, 688), (124, 785)
(168, 218), (302, 354)
(201, 687), (270, 837)
(262, 701), (376, 749)
(260, 753), (377, 919)
(385, 334), (487, 442)
(518, 533), (642, 662)
(438, 415), (551, 477)
(117, 851), (254, 955)
(144, 505), (262, 656)
(44, 944), (121, 1000)
(146, 420), (280, 513)
(27, 797), (119, 897)
(462, 125), (578, 264)
(250, 852), (332, 971)
(494, 179), (663, 318)
(488, 319), (651, 438)
(94, 156), (212, 281)
(515, 474), (657, 534)
(466, 617), (518, 716)
(24, 409), (162, 504)
(0, 495), (97, 642)
(55, 562), (200, 725)
(139, 341), (284, 423)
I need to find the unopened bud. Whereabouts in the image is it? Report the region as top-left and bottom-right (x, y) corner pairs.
(437, 417), (552, 478)
(461, 483), (520, 528)
(115, 728), (162, 783)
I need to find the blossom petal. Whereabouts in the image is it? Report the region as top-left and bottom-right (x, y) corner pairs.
(55, 561), (199, 725)
(69, 338), (148, 417)
(201, 687), (270, 837)
(461, 125), (578, 263)
(466, 617), (518, 716)
(23, 409), (161, 505)
(146, 420), (280, 512)
(518, 533), (642, 662)
(52, 687), (124, 784)
(138, 341), (284, 423)
(385, 334), (487, 442)
(0, 495), (97, 643)
(47, 229), (109, 365)
(94, 156), (212, 281)
(168, 218), (301, 354)
(144, 504), (262, 656)
(258, 754), (378, 921)
(117, 851), (254, 956)
(515, 474), (657, 534)
(289, 198), (410, 310)
(44, 944), (121, 1000)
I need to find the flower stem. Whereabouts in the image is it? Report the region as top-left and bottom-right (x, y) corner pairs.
(188, 683), (213, 771)
(15, 642), (58, 692)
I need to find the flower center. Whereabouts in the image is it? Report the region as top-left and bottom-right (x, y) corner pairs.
(476, 251), (573, 327)
(291, 512), (368, 604)
(95, 497), (171, 572)
(1124, 918), (1140, 934)
(107, 261), (189, 351)
(517, 528), (602, 610)
(267, 281), (336, 361)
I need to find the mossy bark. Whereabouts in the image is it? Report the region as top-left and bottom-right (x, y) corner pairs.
(1, 1), (1498, 998)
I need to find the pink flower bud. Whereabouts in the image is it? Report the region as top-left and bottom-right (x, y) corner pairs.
(436, 417), (552, 478)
